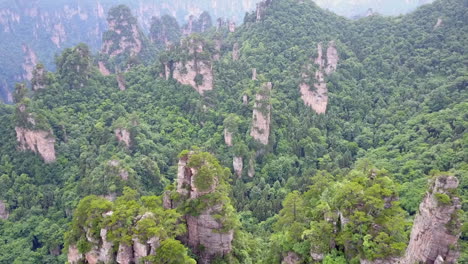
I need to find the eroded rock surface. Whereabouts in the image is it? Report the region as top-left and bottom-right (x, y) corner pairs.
(116, 243), (133, 264)
(169, 152), (234, 264)
(282, 251), (301, 264)
(232, 42), (240, 61)
(67, 245), (83, 264)
(250, 82), (272, 145)
(15, 127), (56, 163)
(21, 44), (38, 81)
(31, 64), (47, 91)
(186, 205), (234, 264)
(115, 128), (131, 147)
(101, 6), (143, 58)
(233, 156), (243, 177)
(401, 175), (461, 264)
(361, 175), (462, 264)
(117, 73), (126, 91)
(300, 41), (339, 114)
(224, 128), (233, 146)
(171, 39), (214, 95)
(0, 200), (9, 220)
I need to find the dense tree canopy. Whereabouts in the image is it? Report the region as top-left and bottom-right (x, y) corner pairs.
(0, 0), (466, 263)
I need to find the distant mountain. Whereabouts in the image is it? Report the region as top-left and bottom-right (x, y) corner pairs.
(315, 0), (434, 17)
(0, 0), (435, 103)
(0, 0), (259, 103)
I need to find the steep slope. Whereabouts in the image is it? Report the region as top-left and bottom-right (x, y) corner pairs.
(0, 0), (466, 263)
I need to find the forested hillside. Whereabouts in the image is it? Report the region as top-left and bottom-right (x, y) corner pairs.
(0, 0), (466, 263)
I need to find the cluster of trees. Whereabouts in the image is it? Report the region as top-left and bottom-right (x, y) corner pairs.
(0, 0), (466, 263)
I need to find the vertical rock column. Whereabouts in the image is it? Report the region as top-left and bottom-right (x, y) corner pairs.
(402, 175), (462, 264)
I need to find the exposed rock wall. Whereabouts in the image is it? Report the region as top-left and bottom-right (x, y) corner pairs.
(31, 64), (47, 91)
(360, 175), (462, 264)
(15, 127), (56, 163)
(434, 17), (443, 29)
(115, 128), (131, 147)
(68, 213), (159, 264)
(248, 156), (255, 177)
(250, 82), (272, 145)
(256, 0), (273, 22)
(101, 6), (143, 58)
(224, 128), (233, 146)
(282, 251), (301, 264)
(401, 175), (461, 264)
(233, 156), (243, 177)
(170, 152), (234, 263)
(171, 39), (214, 95)
(232, 43), (240, 61)
(117, 73), (126, 91)
(67, 245), (83, 264)
(0, 200), (9, 220)
(173, 60), (213, 94)
(99, 61), (111, 76)
(300, 41), (338, 114)
(21, 44), (38, 81)
(186, 206), (234, 264)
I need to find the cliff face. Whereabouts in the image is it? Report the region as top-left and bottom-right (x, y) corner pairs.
(250, 82), (272, 145)
(171, 38), (214, 95)
(21, 44), (38, 81)
(31, 64), (47, 91)
(300, 41), (338, 114)
(166, 152), (235, 264)
(115, 128), (131, 147)
(15, 127), (56, 163)
(401, 175), (461, 264)
(0, 200), (8, 220)
(360, 175), (462, 264)
(101, 6), (143, 58)
(0, 0), (261, 102)
(68, 212), (160, 264)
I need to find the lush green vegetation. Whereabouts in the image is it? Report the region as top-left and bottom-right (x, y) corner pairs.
(0, 0), (466, 263)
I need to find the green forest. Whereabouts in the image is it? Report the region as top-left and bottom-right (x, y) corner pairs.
(0, 0), (466, 263)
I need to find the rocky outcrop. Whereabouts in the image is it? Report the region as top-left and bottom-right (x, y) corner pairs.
(101, 5), (143, 59)
(171, 39), (214, 95)
(98, 228), (114, 263)
(67, 245), (83, 264)
(282, 252), (301, 264)
(68, 211), (161, 264)
(248, 156), (255, 178)
(31, 64), (47, 91)
(167, 152), (235, 264)
(224, 128), (234, 146)
(0, 200), (8, 220)
(149, 15), (181, 47)
(434, 17), (443, 29)
(250, 82), (272, 145)
(182, 11), (212, 35)
(15, 127), (56, 163)
(360, 175), (462, 264)
(116, 243), (133, 264)
(300, 41), (339, 114)
(228, 20), (236, 32)
(233, 156), (243, 177)
(256, 0), (273, 22)
(117, 73), (126, 91)
(99, 61), (111, 76)
(185, 205), (234, 264)
(21, 44), (38, 81)
(232, 43), (240, 61)
(401, 175), (461, 264)
(115, 128), (131, 147)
